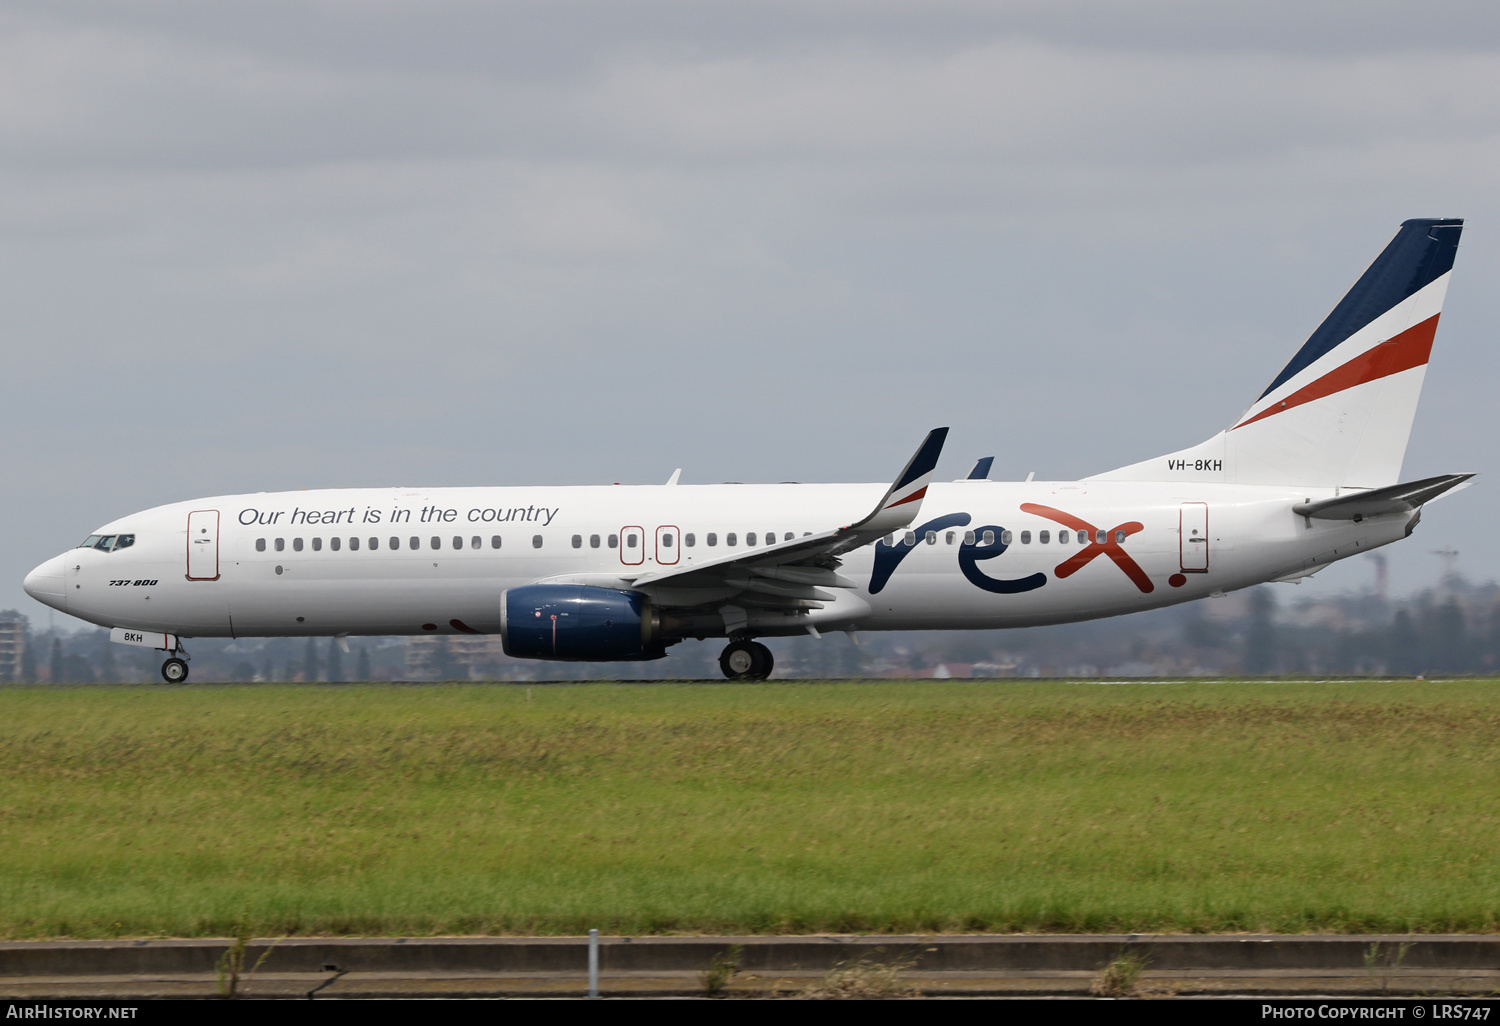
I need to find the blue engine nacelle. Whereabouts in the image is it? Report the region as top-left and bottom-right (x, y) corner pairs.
(500, 585), (665, 661)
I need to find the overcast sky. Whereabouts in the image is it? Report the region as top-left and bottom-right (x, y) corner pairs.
(5, 0), (1500, 626)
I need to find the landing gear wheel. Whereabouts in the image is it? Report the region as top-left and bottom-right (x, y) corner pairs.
(719, 640), (774, 681)
(161, 658), (189, 684)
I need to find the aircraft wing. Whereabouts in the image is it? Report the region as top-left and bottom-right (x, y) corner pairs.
(623, 428), (948, 613)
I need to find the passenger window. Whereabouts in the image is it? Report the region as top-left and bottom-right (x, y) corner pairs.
(331, 537), (342, 551)
(349, 537), (359, 551)
(707, 533), (718, 546)
(452, 536), (462, 550)
(626, 534), (637, 548)
(608, 534), (618, 548)
(1001, 530), (1013, 545)
(684, 533), (695, 547)
(389, 537), (398, 550)
(945, 531), (955, 544)
(726, 533), (737, 546)
(491, 536), (502, 549)
(904, 531), (916, 546)
(312, 537), (323, 551)
(293, 538), (304, 552)
(662, 533), (673, 547)
(590, 534), (600, 548)
(1039, 530), (1050, 544)
(256, 538), (266, 552)
(114, 535), (134, 550)
(747, 533), (757, 546)
(785, 532), (794, 542)
(471, 536), (480, 550)
(925, 530), (937, 545)
(273, 538), (283, 551)
(410, 537), (420, 550)
(1115, 530), (1126, 544)
(1020, 531), (1031, 544)
(430, 537), (440, 550)
(963, 530), (975, 545)
(532, 535), (543, 549)
(1058, 530), (1069, 544)
(370, 537), (379, 550)
(981, 530), (995, 546)
(572, 534), (582, 549)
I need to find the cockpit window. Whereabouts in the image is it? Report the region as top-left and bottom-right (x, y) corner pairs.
(114, 534), (134, 550)
(80, 535), (102, 548)
(95, 536), (117, 551)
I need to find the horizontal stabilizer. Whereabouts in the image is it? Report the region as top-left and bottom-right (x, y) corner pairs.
(1292, 473), (1474, 521)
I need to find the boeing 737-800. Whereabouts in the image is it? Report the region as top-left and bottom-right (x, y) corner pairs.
(24, 218), (1474, 682)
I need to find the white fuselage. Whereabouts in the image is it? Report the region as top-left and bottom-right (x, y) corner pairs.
(25, 479), (1409, 641)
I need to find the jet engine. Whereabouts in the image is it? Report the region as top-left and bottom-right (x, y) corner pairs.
(500, 585), (665, 661)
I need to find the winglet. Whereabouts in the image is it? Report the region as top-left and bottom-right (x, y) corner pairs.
(966, 456), (994, 481)
(845, 427), (948, 536)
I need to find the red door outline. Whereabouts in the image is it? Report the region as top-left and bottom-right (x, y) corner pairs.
(1180, 502), (1209, 573)
(186, 510), (221, 581)
(655, 525), (680, 565)
(619, 525), (644, 566)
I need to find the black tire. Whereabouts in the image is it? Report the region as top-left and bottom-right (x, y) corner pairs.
(719, 641), (773, 681)
(750, 641), (774, 680)
(161, 658), (189, 684)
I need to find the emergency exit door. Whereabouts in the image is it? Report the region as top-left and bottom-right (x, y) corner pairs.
(187, 510), (221, 580)
(1179, 502), (1209, 572)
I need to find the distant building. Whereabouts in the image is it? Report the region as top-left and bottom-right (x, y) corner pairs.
(405, 635), (508, 680)
(0, 611), (26, 682)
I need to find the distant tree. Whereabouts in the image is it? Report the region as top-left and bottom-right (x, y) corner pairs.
(303, 638), (320, 682)
(1486, 603), (1500, 672)
(1388, 608), (1420, 675)
(232, 661), (256, 682)
(429, 638), (460, 681)
(99, 642), (118, 683)
(49, 637), (64, 683)
(20, 631), (36, 682)
(1429, 598), (1469, 673)
(356, 647), (371, 682)
(1244, 588), (1277, 674)
(61, 654), (96, 683)
(326, 638), (345, 682)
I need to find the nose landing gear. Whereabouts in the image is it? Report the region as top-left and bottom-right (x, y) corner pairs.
(160, 657), (189, 684)
(719, 640), (773, 681)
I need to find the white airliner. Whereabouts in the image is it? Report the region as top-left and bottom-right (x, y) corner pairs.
(25, 219), (1473, 683)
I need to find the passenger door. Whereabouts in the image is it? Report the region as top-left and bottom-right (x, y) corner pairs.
(619, 525), (644, 566)
(655, 525), (680, 565)
(1179, 502), (1209, 572)
(186, 510), (221, 580)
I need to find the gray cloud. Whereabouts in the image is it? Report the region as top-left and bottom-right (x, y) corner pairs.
(4, 0), (1499, 623)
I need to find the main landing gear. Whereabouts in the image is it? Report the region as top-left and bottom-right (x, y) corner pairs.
(720, 640), (773, 681)
(160, 657), (189, 684)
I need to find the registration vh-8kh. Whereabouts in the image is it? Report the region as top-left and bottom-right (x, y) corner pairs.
(25, 218), (1474, 682)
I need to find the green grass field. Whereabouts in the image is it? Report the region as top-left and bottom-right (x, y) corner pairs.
(1, 679), (1498, 939)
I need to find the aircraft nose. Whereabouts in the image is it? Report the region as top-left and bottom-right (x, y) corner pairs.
(23, 555), (68, 611)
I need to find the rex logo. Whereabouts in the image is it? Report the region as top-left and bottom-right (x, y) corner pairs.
(868, 513), (1046, 595)
(1019, 503), (1153, 594)
(867, 506), (1154, 595)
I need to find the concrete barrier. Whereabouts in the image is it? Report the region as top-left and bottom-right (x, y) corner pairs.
(3, 934), (1499, 977)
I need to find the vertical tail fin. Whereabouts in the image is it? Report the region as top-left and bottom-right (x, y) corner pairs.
(1092, 218), (1463, 488)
